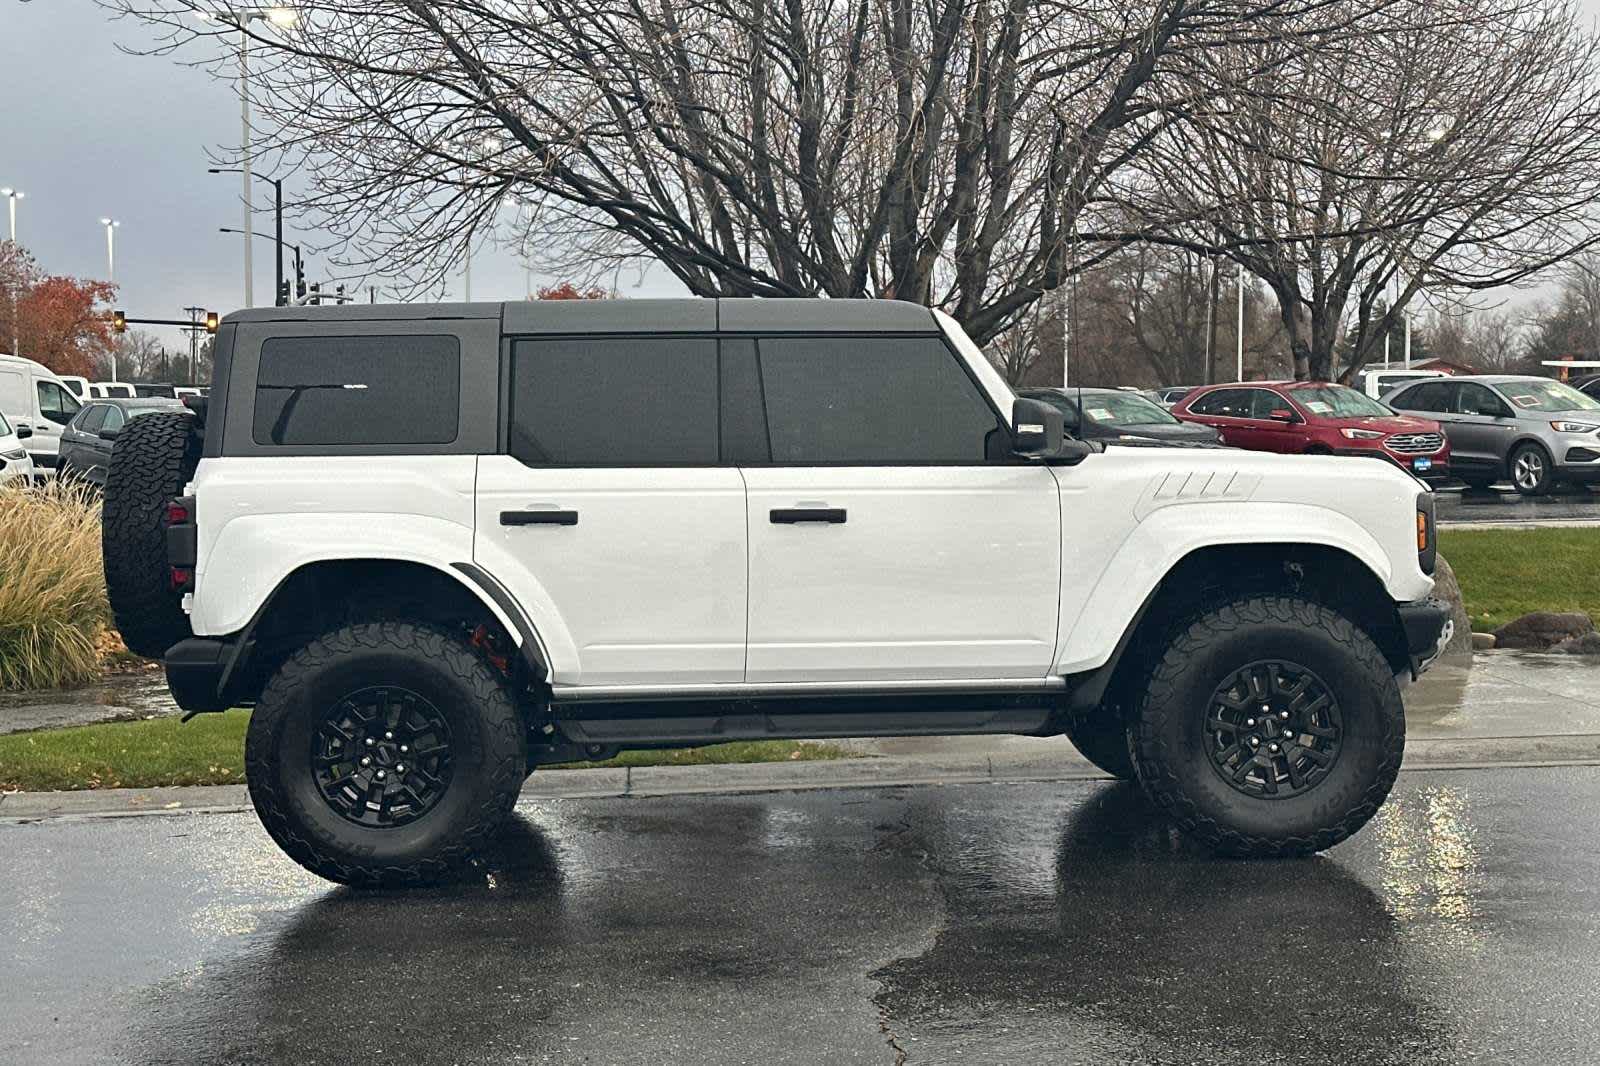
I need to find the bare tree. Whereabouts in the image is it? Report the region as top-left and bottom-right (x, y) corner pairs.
(1124, 0), (1600, 381)
(109, 0), (1403, 344)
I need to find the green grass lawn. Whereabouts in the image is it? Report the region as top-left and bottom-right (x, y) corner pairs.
(0, 710), (856, 792)
(1439, 527), (1600, 632)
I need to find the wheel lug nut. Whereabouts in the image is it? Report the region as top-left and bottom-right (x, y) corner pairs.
(1249, 736), (1260, 747)
(1280, 710), (1290, 720)
(1246, 718), (1256, 727)
(396, 764), (406, 773)
(360, 756), (371, 767)
(1269, 743), (1280, 754)
(365, 738), (375, 747)
(384, 731), (394, 741)
(400, 745), (409, 754)
(376, 770), (386, 780)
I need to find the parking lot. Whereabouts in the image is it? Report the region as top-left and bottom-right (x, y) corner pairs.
(1436, 483), (1600, 526)
(3, 767), (1599, 1065)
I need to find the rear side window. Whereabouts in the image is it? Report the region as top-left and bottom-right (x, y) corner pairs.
(509, 337), (718, 465)
(1393, 381), (1452, 412)
(756, 336), (1001, 463)
(1188, 388), (1252, 417)
(252, 336), (460, 447)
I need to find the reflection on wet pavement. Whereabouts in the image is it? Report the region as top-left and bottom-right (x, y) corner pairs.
(1436, 484), (1600, 525)
(4, 769), (1600, 1064)
(0, 671), (175, 735)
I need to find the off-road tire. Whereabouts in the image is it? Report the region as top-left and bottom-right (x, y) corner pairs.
(1128, 594), (1405, 858)
(102, 411), (200, 657)
(245, 622), (527, 886)
(1064, 714), (1136, 780)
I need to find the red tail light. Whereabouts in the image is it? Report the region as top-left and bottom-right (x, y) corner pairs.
(167, 499), (191, 524)
(170, 566), (194, 592)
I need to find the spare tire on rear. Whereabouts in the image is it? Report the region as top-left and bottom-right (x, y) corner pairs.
(103, 411), (201, 658)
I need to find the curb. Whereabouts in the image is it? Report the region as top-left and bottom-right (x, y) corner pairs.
(5, 732), (1600, 823)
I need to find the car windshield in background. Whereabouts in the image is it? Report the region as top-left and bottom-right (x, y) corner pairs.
(1498, 379), (1600, 413)
(1080, 392), (1180, 426)
(1293, 385), (1391, 418)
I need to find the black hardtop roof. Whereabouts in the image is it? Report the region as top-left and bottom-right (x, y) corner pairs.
(222, 297), (941, 334)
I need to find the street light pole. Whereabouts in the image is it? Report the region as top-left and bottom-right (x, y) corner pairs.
(1236, 260), (1245, 381)
(1, 188), (21, 358)
(100, 217), (120, 282)
(212, 169), (285, 303)
(240, 28), (253, 308)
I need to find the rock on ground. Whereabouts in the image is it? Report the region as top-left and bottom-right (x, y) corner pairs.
(1554, 632), (1600, 656)
(1493, 612), (1597, 651)
(1432, 554), (1476, 658)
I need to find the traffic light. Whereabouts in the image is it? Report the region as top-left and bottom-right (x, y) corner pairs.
(204, 311), (219, 334)
(335, 284), (346, 304)
(276, 279), (291, 307)
(309, 282), (322, 306)
(112, 310), (126, 334)
(295, 259), (307, 303)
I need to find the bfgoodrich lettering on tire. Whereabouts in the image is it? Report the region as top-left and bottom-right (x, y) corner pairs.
(244, 622), (527, 886)
(1128, 594), (1405, 857)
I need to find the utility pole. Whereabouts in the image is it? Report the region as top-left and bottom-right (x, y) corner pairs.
(1236, 261), (1245, 381)
(184, 306), (204, 385)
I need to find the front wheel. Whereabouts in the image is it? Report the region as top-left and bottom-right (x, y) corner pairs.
(245, 622), (528, 885)
(1509, 443), (1554, 496)
(1128, 594), (1404, 857)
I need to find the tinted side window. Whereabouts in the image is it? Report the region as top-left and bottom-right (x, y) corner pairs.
(756, 336), (1002, 464)
(77, 405), (108, 433)
(1393, 381), (1449, 412)
(1189, 388), (1250, 417)
(509, 337), (718, 465)
(102, 406), (126, 432)
(252, 335), (460, 447)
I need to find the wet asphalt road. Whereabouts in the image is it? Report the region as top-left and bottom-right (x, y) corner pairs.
(1435, 483), (1600, 525)
(4, 769), (1600, 1066)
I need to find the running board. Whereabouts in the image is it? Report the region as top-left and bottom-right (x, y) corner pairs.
(549, 689), (1066, 746)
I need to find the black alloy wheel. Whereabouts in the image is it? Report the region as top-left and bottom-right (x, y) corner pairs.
(312, 686), (454, 828)
(1204, 660), (1343, 799)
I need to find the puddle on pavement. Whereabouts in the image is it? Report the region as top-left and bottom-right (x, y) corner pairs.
(0, 670), (178, 734)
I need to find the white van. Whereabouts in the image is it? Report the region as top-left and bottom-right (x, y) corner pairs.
(91, 381), (136, 399)
(58, 375), (91, 401)
(0, 354), (84, 477)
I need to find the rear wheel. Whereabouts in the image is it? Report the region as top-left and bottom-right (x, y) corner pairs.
(1509, 443), (1554, 496)
(1064, 714), (1135, 780)
(102, 411), (200, 657)
(1128, 594), (1404, 857)
(245, 622), (527, 886)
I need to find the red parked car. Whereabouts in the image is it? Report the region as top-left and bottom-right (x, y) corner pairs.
(1173, 381), (1450, 482)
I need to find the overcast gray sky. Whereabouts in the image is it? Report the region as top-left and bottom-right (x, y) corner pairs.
(4, 0), (1595, 358)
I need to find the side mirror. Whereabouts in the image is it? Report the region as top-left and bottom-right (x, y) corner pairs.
(1269, 408), (1298, 423)
(97, 426), (121, 442)
(13, 424), (31, 440)
(1012, 397), (1065, 457)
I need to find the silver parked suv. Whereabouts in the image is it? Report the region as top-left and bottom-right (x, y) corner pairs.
(1384, 375), (1600, 495)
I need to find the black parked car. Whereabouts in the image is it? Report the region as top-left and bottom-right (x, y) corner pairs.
(1575, 375), (1600, 401)
(1019, 387), (1223, 447)
(58, 398), (185, 488)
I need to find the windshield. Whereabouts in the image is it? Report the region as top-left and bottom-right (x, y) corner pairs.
(1075, 392), (1180, 426)
(1293, 385), (1392, 419)
(1496, 379), (1600, 413)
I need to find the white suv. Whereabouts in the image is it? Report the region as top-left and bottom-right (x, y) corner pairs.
(103, 300), (1450, 885)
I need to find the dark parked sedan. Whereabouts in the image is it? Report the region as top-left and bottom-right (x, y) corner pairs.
(1019, 387), (1222, 446)
(58, 398), (185, 488)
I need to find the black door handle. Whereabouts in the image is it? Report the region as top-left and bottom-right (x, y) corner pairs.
(770, 507), (846, 525)
(501, 509), (578, 526)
